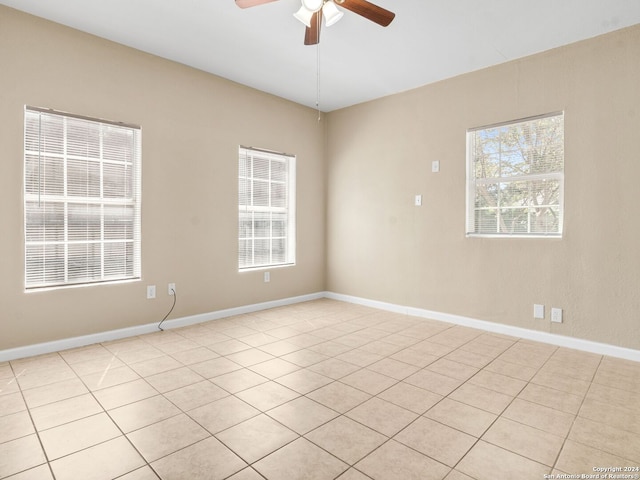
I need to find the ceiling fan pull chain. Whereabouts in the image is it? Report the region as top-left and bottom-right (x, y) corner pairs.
(316, 11), (321, 121)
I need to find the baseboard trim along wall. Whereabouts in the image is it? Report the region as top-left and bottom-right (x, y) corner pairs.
(0, 292), (325, 363)
(325, 292), (640, 363)
(1, 291), (639, 363)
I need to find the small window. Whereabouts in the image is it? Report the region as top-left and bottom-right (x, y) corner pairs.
(466, 112), (564, 237)
(24, 107), (141, 289)
(238, 146), (296, 270)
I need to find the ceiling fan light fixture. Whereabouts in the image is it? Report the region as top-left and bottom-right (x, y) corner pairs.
(323, 1), (343, 26)
(293, 5), (314, 27)
(301, 0), (324, 13)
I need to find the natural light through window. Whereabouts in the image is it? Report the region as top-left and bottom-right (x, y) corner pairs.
(238, 146), (296, 270)
(466, 112), (564, 237)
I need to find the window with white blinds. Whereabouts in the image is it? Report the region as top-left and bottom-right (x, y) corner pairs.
(466, 112), (564, 237)
(24, 107), (141, 289)
(238, 146), (296, 270)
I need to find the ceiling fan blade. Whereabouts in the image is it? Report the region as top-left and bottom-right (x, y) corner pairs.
(235, 0), (278, 8)
(337, 0), (395, 26)
(304, 10), (322, 45)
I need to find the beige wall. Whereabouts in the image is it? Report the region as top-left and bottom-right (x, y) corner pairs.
(0, 6), (326, 350)
(326, 25), (640, 349)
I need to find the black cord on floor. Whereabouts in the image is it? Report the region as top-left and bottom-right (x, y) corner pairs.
(158, 288), (176, 331)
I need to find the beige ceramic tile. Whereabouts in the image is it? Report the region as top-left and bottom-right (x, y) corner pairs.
(50, 436), (145, 480)
(335, 349), (384, 367)
(238, 332), (281, 347)
(247, 357), (301, 379)
(457, 440), (550, 480)
(355, 439), (451, 480)
(468, 370), (527, 396)
(267, 396), (338, 434)
(340, 369), (397, 396)
(0, 410), (34, 444)
(144, 366), (204, 393)
(426, 359), (479, 381)
(279, 349), (329, 368)
(226, 348), (276, 367)
(235, 381), (300, 411)
(531, 370), (591, 397)
(482, 417), (564, 466)
(366, 358), (420, 380)
(254, 437), (348, 480)
(275, 368), (333, 394)
(503, 398), (575, 437)
(555, 439), (636, 475)
(151, 436), (247, 480)
(448, 383), (513, 415)
(210, 368), (268, 394)
(227, 467), (265, 480)
(188, 356), (244, 379)
(346, 397), (418, 436)
(109, 395), (181, 433)
(209, 339), (253, 356)
(162, 380), (228, 412)
(21, 377), (88, 410)
(483, 358), (538, 381)
(389, 349), (439, 368)
(4, 464), (54, 480)
(444, 470), (474, 480)
(395, 417), (476, 467)
(336, 468), (373, 480)
(39, 413), (121, 460)
(188, 395), (259, 434)
(69, 355), (126, 376)
(0, 392), (26, 416)
(127, 413), (210, 462)
(216, 414), (298, 463)
(307, 381), (371, 413)
(0, 434), (46, 478)
(92, 378), (158, 410)
(30, 393), (104, 431)
(404, 369), (463, 396)
(116, 466), (160, 480)
(518, 382), (583, 414)
(377, 381), (442, 414)
(80, 365), (141, 391)
(444, 349), (494, 368)
(308, 358), (361, 379)
(425, 398), (497, 437)
(170, 346), (220, 365)
(568, 416), (640, 463)
(579, 395), (640, 435)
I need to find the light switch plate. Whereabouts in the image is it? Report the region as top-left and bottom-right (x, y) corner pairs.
(414, 194), (422, 206)
(432, 161), (440, 173)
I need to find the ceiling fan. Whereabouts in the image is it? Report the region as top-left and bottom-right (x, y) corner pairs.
(235, 0), (395, 45)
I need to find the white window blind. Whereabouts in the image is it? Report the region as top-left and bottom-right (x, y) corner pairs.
(466, 112), (564, 237)
(24, 107), (141, 289)
(239, 146), (296, 270)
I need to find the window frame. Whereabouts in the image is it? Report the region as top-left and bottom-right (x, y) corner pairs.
(238, 146), (296, 271)
(23, 106), (142, 290)
(465, 112), (565, 238)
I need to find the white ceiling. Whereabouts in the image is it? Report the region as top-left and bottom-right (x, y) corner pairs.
(2, 0), (640, 112)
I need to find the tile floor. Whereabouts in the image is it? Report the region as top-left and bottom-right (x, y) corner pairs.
(1, 299), (639, 480)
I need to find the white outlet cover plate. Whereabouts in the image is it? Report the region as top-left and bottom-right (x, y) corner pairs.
(551, 308), (563, 323)
(533, 304), (545, 319)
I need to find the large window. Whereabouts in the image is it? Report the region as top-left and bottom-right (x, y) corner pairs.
(466, 112), (564, 237)
(24, 107), (141, 289)
(238, 146), (296, 270)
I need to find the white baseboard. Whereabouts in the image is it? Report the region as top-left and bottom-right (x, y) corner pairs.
(2, 290), (638, 363)
(325, 292), (640, 363)
(0, 292), (325, 362)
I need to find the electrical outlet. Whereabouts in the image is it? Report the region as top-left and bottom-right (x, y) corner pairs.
(533, 304), (545, 319)
(432, 160), (440, 173)
(168, 283), (176, 295)
(551, 307), (563, 323)
(264, 272), (270, 283)
(147, 285), (156, 299)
